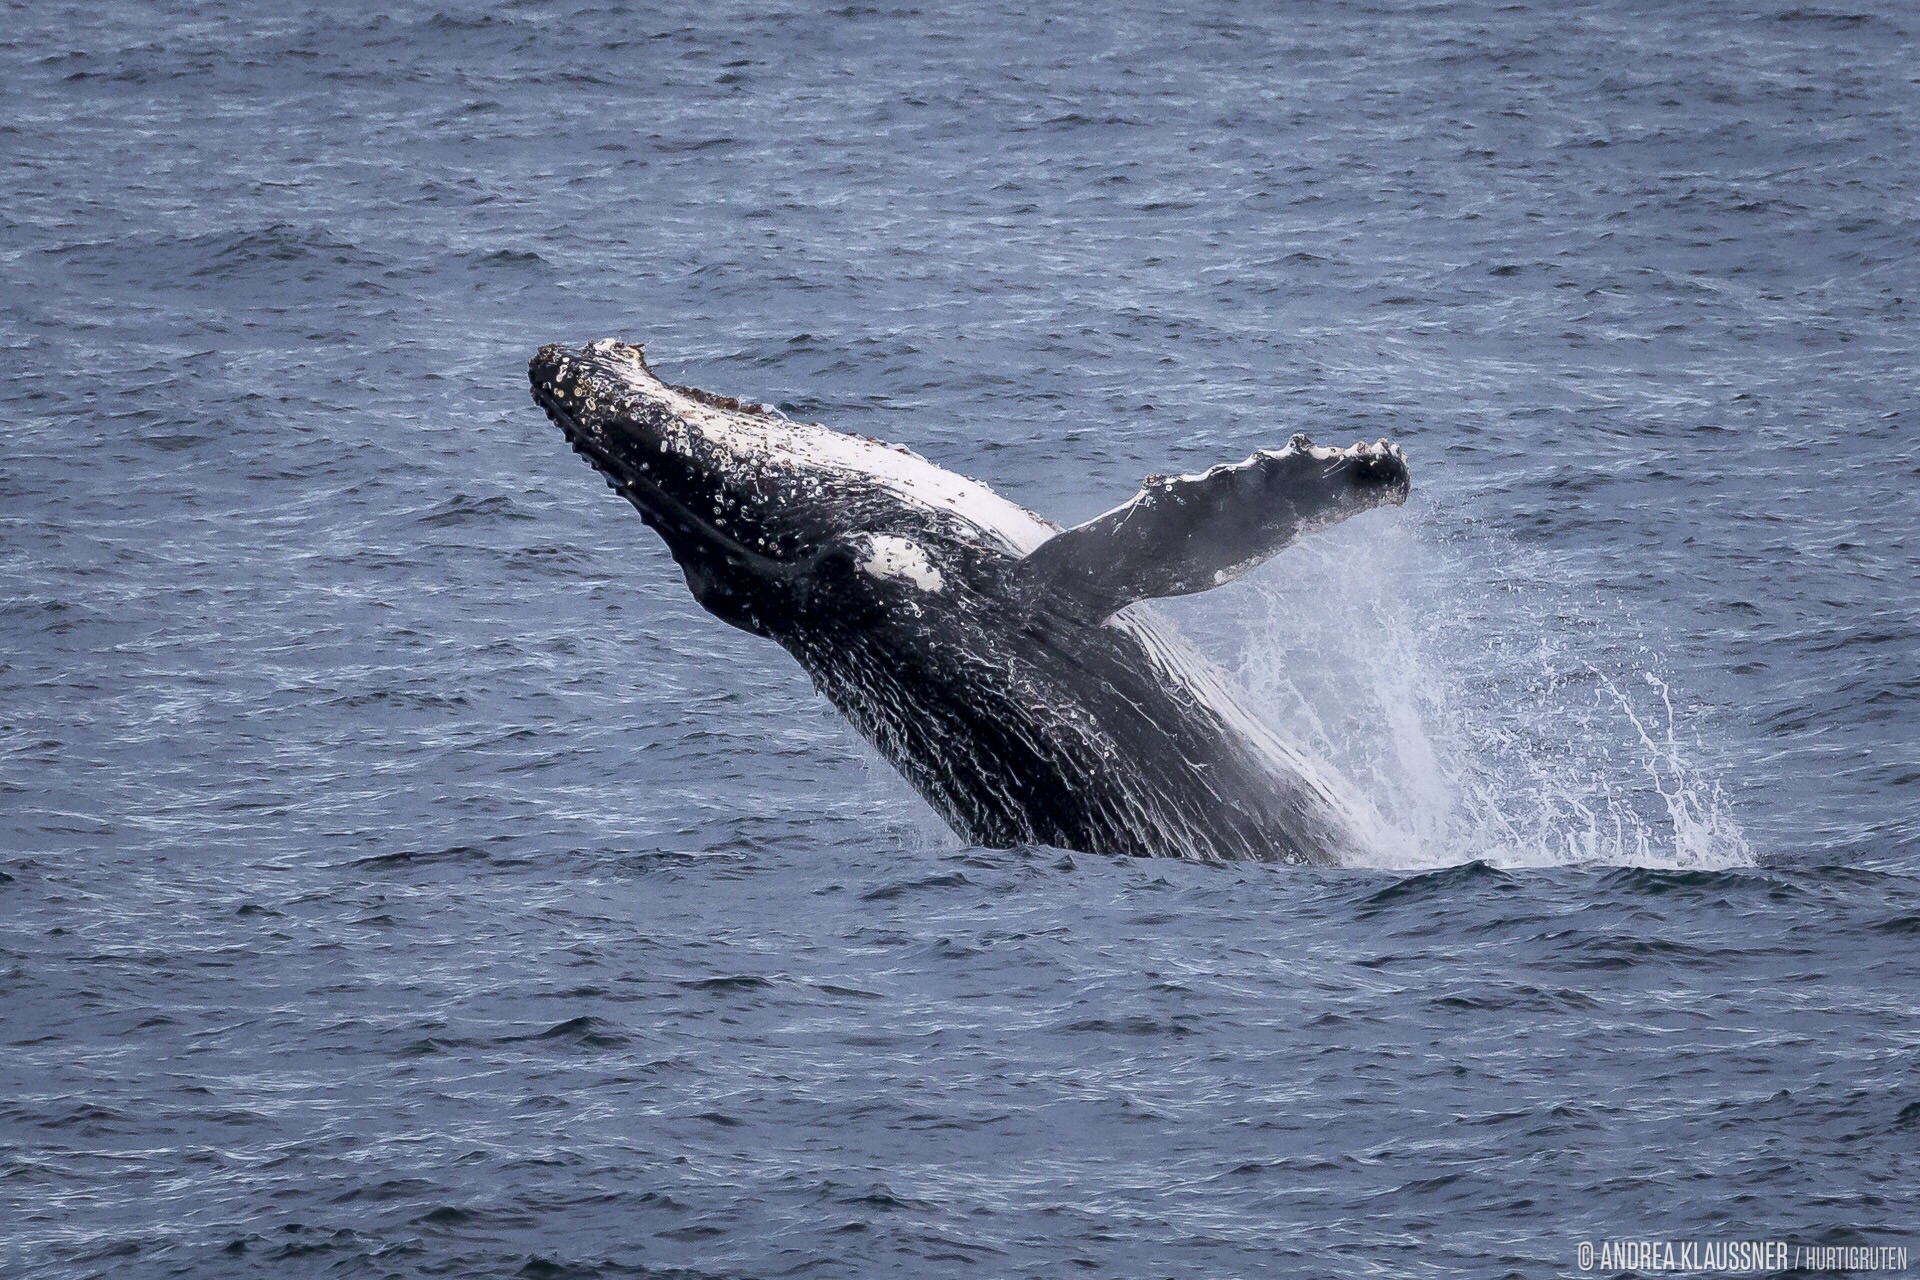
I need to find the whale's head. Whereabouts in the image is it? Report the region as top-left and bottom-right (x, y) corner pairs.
(529, 340), (1050, 634)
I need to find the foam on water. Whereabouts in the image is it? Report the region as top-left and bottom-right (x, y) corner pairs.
(1211, 508), (1752, 872)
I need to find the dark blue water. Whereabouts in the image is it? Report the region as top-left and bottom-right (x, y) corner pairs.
(4, 2), (1917, 1275)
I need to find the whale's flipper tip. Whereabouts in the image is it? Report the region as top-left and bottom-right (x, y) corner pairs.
(1012, 435), (1412, 620)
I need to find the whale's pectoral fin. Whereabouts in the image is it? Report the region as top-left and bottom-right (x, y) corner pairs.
(1010, 435), (1410, 621)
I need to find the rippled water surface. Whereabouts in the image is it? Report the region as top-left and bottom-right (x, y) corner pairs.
(4, 1), (1917, 1276)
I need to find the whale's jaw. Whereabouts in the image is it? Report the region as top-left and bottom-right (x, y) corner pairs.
(529, 341), (819, 634)
(531, 346), (734, 557)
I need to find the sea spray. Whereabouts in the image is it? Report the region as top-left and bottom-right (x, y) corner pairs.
(1187, 508), (1752, 871)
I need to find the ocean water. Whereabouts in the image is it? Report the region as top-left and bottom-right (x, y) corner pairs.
(3, 1), (1917, 1276)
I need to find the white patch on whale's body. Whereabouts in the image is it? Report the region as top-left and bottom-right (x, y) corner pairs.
(859, 534), (944, 592)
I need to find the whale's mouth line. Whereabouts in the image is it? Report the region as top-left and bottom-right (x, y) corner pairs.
(530, 382), (785, 574)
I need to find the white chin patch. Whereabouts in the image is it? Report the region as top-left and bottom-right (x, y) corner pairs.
(858, 535), (944, 593)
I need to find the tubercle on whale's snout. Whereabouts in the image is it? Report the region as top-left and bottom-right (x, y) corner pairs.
(528, 338), (648, 404)
(528, 348), (581, 423)
(532, 339), (770, 431)
(528, 351), (634, 490)
(527, 344), (603, 418)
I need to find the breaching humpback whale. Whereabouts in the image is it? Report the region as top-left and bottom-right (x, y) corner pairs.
(529, 339), (1410, 864)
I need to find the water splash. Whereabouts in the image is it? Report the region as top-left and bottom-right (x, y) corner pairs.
(1198, 511), (1752, 871)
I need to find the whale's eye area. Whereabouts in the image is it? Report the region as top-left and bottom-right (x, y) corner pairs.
(856, 534), (944, 593)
